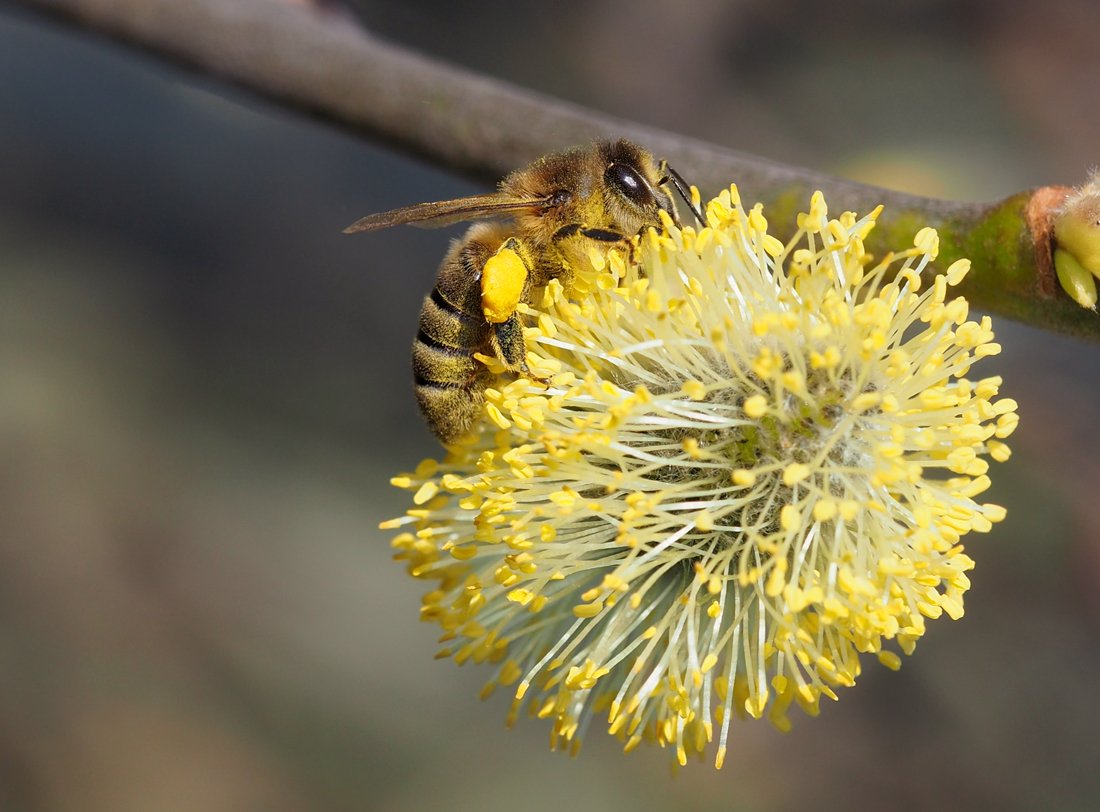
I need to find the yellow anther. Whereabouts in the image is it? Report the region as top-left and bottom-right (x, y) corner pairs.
(743, 395), (768, 418)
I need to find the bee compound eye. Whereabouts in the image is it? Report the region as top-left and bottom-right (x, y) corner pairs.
(606, 162), (653, 207)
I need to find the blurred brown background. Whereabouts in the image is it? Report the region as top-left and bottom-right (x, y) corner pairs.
(1, 0), (1099, 810)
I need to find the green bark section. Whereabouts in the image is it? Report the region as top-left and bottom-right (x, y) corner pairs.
(754, 186), (1100, 343)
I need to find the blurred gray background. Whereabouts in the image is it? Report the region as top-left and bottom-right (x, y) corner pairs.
(2, 1), (1099, 810)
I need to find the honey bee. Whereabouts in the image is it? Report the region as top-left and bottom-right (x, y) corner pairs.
(345, 139), (702, 444)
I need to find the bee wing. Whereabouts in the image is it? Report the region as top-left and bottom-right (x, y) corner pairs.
(343, 193), (553, 234)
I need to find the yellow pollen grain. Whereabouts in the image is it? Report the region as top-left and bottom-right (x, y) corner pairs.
(782, 463), (811, 487)
(682, 379), (708, 401)
(573, 601), (604, 619)
(851, 392), (880, 412)
(765, 567), (785, 597)
(752, 313), (778, 336)
(412, 481), (439, 505)
(485, 403), (511, 430)
(601, 574), (630, 592)
(780, 504), (799, 532)
(781, 371), (805, 392)
(812, 499), (837, 522)
(743, 395), (768, 418)
(946, 258), (971, 284)
(732, 469), (756, 487)
(449, 544), (478, 561)
(913, 226), (940, 257)
(876, 650), (903, 671)
(762, 234), (784, 257)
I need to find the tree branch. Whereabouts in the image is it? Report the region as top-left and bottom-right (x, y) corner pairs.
(13, 0), (1100, 340)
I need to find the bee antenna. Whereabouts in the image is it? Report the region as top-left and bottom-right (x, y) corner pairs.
(664, 164), (705, 226)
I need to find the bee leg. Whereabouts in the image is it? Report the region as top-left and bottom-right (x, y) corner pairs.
(552, 224), (636, 270)
(493, 314), (526, 370)
(580, 226), (638, 267)
(479, 239), (548, 386)
(493, 315), (550, 386)
(578, 227), (626, 243)
(553, 224), (628, 245)
(481, 237), (532, 324)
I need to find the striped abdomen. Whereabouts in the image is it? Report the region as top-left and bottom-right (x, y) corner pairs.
(412, 228), (502, 443)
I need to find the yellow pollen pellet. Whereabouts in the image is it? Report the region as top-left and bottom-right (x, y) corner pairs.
(480, 246), (528, 324)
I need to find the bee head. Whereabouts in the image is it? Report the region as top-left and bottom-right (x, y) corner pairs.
(598, 140), (679, 234)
